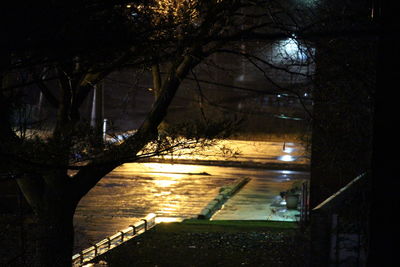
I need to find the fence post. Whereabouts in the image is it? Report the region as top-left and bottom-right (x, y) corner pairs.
(332, 214), (339, 265)
(305, 182), (309, 223)
(300, 181), (310, 226)
(107, 237), (111, 249)
(79, 251), (84, 265)
(310, 209), (332, 267)
(130, 225), (136, 235)
(120, 231), (125, 242)
(141, 219), (147, 231)
(91, 243), (98, 257)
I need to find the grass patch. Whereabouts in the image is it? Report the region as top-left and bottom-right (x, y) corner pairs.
(93, 220), (309, 266)
(150, 220), (298, 234)
(181, 219), (298, 229)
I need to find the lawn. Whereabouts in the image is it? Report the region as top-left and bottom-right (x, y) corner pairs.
(92, 220), (310, 267)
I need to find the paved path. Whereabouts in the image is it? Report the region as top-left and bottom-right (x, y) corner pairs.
(211, 170), (308, 221)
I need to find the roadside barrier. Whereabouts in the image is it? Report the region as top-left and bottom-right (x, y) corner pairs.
(197, 177), (250, 219)
(72, 213), (156, 266)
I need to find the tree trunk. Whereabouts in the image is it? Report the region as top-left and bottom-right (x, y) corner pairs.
(151, 64), (162, 99)
(35, 208), (75, 267)
(17, 174), (77, 267)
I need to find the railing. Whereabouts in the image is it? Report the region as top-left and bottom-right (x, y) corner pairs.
(72, 213), (156, 266)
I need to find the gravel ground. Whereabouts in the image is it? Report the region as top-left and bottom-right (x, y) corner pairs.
(92, 221), (310, 267)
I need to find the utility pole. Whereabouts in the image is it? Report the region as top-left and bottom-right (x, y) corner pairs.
(91, 82), (104, 144)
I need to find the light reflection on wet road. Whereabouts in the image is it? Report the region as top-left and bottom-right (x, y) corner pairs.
(73, 141), (309, 252)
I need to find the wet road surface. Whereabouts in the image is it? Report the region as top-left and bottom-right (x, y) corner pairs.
(73, 140), (309, 252)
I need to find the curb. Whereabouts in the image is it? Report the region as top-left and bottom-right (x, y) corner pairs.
(197, 177), (250, 219)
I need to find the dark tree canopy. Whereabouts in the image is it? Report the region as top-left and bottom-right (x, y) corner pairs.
(0, 1), (379, 266)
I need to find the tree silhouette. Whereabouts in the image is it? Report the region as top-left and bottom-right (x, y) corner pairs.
(1, 0), (378, 265)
